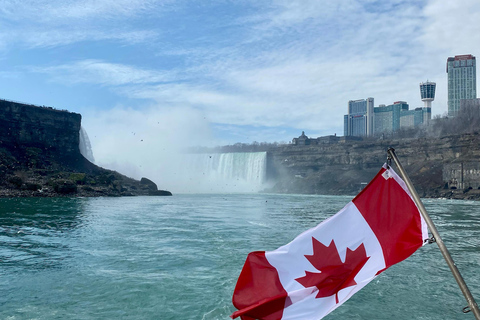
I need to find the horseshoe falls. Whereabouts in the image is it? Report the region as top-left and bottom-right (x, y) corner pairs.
(177, 152), (268, 193)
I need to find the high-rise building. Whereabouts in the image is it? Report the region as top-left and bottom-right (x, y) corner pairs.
(446, 54), (477, 117)
(460, 98), (480, 110)
(344, 98), (374, 137)
(374, 101), (408, 134)
(400, 107), (431, 128)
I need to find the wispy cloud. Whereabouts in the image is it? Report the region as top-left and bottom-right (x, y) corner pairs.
(0, 0), (165, 22)
(9, 29), (159, 49)
(421, 0), (480, 54)
(31, 59), (179, 85)
(0, 0), (166, 48)
(22, 0), (448, 134)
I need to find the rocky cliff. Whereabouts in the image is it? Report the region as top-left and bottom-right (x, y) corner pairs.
(266, 133), (480, 200)
(0, 100), (81, 154)
(0, 99), (171, 197)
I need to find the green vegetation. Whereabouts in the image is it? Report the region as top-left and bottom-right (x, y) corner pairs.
(69, 173), (86, 184)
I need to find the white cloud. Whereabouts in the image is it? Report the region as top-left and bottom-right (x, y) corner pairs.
(0, 0), (164, 22)
(32, 59), (177, 85)
(0, 0), (165, 48)
(34, 0), (440, 135)
(19, 29), (158, 49)
(422, 0), (480, 54)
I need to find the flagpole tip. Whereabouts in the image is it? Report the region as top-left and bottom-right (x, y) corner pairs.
(386, 148), (396, 167)
(387, 148), (396, 161)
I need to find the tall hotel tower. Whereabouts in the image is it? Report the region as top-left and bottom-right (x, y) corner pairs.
(446, 54), (477, 116)
(344, 98), (374, 137)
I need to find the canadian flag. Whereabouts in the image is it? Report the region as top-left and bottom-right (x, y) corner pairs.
(231, 165), (429, 320)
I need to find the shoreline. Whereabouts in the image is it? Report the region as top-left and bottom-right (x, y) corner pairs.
(0, 186), (475, 200)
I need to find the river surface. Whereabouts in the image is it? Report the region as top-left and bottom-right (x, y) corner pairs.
(1, 194), (479, 320)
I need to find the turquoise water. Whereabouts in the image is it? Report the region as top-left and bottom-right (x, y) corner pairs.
(1, 195), (479, 319)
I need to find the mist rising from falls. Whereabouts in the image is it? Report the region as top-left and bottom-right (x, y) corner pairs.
(174, 152), (268, 193)
(79, 127), (95, 163)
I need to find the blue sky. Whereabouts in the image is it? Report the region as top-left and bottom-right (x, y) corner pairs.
(1, 0), (480, 184)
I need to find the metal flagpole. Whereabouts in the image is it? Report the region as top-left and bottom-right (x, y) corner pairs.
(387, 148), (480, 319)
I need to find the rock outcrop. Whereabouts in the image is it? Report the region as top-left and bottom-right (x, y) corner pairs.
(0, 99), (172, 197)
(0, 100), (81, 153)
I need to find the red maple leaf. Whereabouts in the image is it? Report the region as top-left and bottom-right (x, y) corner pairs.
(295, 238), (370, 303)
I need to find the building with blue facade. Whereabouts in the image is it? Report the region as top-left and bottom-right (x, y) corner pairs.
(343, 98), (374, 137)
(373, 101), (408, 134)
(400, 107), (431, 129)
(447, 54), (477, 117)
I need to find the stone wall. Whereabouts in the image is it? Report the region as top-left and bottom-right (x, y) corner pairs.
(444, 162), (480, 190)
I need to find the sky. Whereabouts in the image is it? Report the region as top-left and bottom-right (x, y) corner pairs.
(1, 0), (480, 188)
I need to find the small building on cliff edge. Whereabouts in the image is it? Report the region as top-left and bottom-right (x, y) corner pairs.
(292, 132), (341, 145)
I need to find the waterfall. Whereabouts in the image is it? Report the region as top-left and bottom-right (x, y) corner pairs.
(79, 126), (95, 163)
(179, 152), (267, 193)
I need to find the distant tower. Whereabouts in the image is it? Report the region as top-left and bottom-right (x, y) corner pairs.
(420, 81), (436, 109)
(446, 54), (477, 117)
(419, 81), (435, 125)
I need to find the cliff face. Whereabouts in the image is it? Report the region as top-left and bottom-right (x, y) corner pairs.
(267, 133), (480, 199)
(0, 100), (81, 155)
(0, 99), (171, 197)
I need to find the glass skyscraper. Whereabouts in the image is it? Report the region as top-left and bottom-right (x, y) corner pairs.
(446, 54), (477, 117)
(374, 101), (408, 134)
(344, 98), (374, 137)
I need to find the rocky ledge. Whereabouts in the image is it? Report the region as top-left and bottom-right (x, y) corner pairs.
(0, 147), (172, 198)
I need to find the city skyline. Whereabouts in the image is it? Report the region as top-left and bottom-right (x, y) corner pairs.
(343, 98), (431, 138)
(344, 53), (480, 137)
(1, 0), (480, 179)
